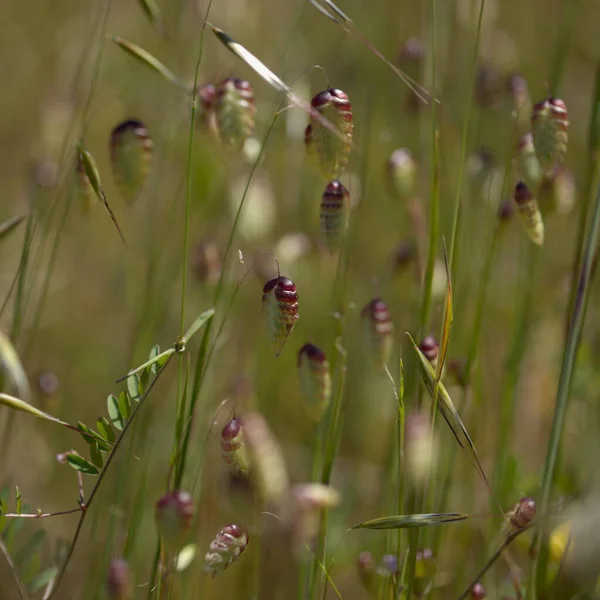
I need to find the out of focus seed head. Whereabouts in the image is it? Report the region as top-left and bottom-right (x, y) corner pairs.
(471, 582), (486, 599)
(107, 558), (132, 600)
(388, 149), (417, 202)
(155, 490), (194, 551)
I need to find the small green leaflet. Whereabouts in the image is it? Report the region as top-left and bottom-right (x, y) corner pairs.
(107, 394), (125, 431)
(66, 453), (99, 476)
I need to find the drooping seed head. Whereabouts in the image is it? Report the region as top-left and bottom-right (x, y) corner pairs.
(507, 73), (531, 126)
(288, 483), (340, 542)
(203, 523), (249, 577)
(418, 335), (439, 367)
(155, 490), (194, 551)
(297, 343), (332, 421)
(261, 276), (299, 356)
(193, 240), (221, 284)
(517, 133), (542, 191)
(320, 180), (350, 254)
(508, 496), (536, 531)
(221, 417), (250, 475)
(467, 147), (495, 186)
(215, 77), (256, 151)
(388, 148), (417, 201)
(532, 97), (569, 175)
(109, 119), (153, 204)
(405, 411), (435, 486)
(540, 166), (577, 216)
(305, 88), (353, 179)
(514, 181), (544, 245)
(471, 582), (487, 599)
(107, 558), (132, 600)
(242, 412), (289, 507)
(361, 298), (394, 369)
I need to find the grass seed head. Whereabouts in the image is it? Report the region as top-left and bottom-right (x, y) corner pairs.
(419, 335), (439, 368)
(221, 417), (250, 475)
(203, 523), (249, 577)
(262, 276), (299, 356)
(155, 490), (194, 551)
(388, 148), (417, 202)
(241, 412), (289, 507)
(361, 298), (394, 369)
(195, 82), (217, 130)
(297, 343), (332, 421)
(109, 119), (153, 204)
(215, 77), (256, 151)
(288, 483), (340, 543)
(532, 97), (569, 175)
(514, 181), (544, 245)
(470, 582), (486, 599)
(320, 179), (350, 254)
(508, 496), (536, 531)
(305, 88), (353, 179)
(107, 558), (132, 600)
(517, 132), (542, 191)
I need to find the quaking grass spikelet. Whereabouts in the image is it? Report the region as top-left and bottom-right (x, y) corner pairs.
(470, 582), (486, 599)
(203, 523), (249, 577)
(262, 276), (299, 356)
(155, 490), (194, 552)
(517, 132), (542, 191)
(361, 298), (394, 370)
(107, 558), (132, 600)
(305, 88), (353, 179)
(514, 181), (544, 245)
(297, 343), (332, 421)
(215, 77), (256, 151)
(532, 97), (569, 175)
(507, 496), (536, 532)
(221, 417), (250, 475)
(320, 179), (350, 253)
(109, 119), (153, 204)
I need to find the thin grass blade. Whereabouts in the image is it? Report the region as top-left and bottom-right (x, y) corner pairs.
(183, 308), (216, 342)
(210, 26), (350, 146)
(77, 145), (127, 245)
(437, 243), (453, 379)
(352, 512), (467, 530)
(115, 348), (175, 382)
(0, 215), (27, 244)
(111, 37), (186, 90)
(0, 393), (69, 427)
(137, 0), (165, 35)
(0, 329), (30, 400)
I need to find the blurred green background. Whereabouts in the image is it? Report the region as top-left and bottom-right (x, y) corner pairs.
(2, 0), (600, 598)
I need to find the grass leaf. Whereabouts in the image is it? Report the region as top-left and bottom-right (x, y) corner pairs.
(183, 308), (215, 342)
(0, 329), (31, 401)
(437, 243), (453, 379)
(77, 145), (127, 246)
(138, 0), (165, 35)
(111, 36), (186, 90)
(66, 453), (99, 476)
(0, 393), (68, 427)
(352, 512), (467, 530)
(0, 214), (27, 243)
(115, 347), (175, 382)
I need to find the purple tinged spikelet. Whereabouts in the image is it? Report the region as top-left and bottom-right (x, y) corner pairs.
(215, 77), (256, 151)
(107, 558), (132, 600)
(471, 582), (487, 599)
(517, 133), (542, 191)
(298, 343), (332, 421)
(261, 276), (299, 356)
(532, 97), (569, 175)
(221, 417), (250, 475)
(418, 335), (439, 369)
(508, 497), (536, 531)
(155, 490), (194, 551)
(320, 180), (350, 254)
(361, 298), (394, 369)
(305, 88), (353, 179)
(203, 523), (249, 577)
(109, 119), (153, 204)
(514, 181), (544, 246)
